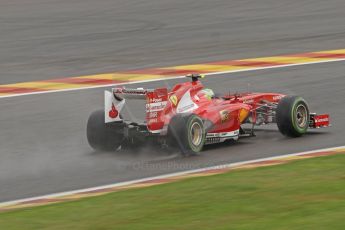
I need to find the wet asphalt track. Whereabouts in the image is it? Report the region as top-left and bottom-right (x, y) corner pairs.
(0, 0), (345, 202)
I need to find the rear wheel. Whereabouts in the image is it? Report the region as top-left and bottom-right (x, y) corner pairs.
(168, 114), (206, 155)
(276, 96), (309, 137)
(87, 110), (125, 151)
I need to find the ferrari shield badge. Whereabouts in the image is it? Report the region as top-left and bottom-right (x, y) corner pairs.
(169, 95), (178, 106)
(219, 110), (230, 123)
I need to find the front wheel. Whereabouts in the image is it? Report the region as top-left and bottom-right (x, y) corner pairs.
(276, 96), (309, 137)
(168, 114), (206, 155)
(87, 110), (125, 151)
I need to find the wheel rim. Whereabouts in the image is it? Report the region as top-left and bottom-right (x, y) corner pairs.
(190, 122), (203, 146)
(295, 104), (307, 128)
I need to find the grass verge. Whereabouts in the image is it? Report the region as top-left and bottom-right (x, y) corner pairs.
(0, 154), (344, 230)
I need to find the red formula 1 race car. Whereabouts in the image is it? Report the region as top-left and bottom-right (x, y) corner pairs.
(87, 74), (330, 155)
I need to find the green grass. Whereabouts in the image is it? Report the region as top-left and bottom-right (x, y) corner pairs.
(0, 154), (344, 230)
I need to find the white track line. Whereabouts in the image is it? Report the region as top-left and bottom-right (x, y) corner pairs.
(1, 145), (344, 208)
(1, 58), (345, 99)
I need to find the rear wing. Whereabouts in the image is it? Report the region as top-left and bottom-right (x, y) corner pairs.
(104, 87), (168, 133)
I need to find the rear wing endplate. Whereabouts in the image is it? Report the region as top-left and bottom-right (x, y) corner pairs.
(104, 87), (168, 133)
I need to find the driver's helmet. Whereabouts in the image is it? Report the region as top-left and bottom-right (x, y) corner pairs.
(199, 88), (215, 100)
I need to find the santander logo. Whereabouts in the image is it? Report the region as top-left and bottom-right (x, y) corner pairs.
(108, 103), (118, 118)
(315, 118), (329, 122)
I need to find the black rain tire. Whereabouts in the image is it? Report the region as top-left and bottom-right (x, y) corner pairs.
(276, 96), (309, 137)
(87, 110), (125, 151)
(168, 114), (206, 155)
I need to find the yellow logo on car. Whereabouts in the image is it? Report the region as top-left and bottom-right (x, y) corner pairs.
(239, 109), (249, 123)
(169, 95), (178, 106)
